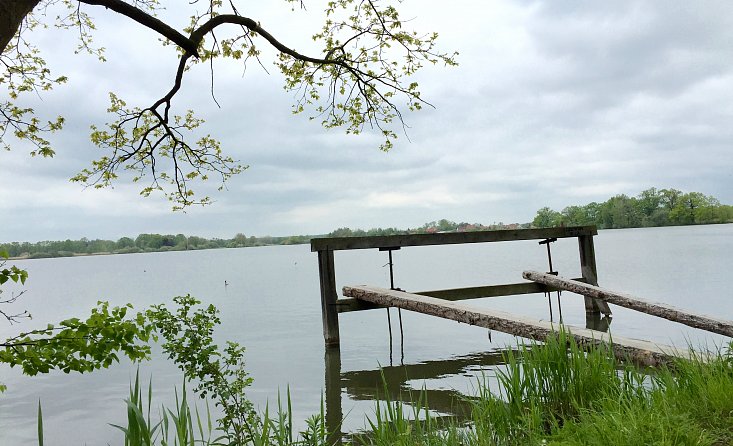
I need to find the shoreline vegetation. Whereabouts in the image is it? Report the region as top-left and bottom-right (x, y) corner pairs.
(38, 330), (733, 445)
(3, 188), (732, 261)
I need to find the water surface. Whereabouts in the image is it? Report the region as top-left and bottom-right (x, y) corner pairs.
(1, 224), (731, 444)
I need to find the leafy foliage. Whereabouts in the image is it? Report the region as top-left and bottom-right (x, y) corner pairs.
(0, 249), (27, 285)
(0, 249), (30, 326)
(0, 7), (67, 157)
(2, 0), (456, 209)
(71, 93), (245, 209)
(0, 301), (153, 376)
(147, 295), (259, 444)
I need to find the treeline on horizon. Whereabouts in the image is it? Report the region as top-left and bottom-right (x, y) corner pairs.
(1, 233), (314, 259)
(532, 187), (733, 229)
(3, 188), (731, 259)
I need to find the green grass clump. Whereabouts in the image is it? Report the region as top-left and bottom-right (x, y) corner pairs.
(35, 330), (733, 445)
(472, 331), (733, 446)
(354, 330), (733, 446)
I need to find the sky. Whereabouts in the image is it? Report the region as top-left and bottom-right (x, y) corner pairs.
(2, 0), (732, 242)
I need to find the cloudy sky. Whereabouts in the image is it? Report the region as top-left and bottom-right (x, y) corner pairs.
(2, 0), (732, 242)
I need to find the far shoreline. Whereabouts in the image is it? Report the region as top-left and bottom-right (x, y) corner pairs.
(7, 222), (732, 262)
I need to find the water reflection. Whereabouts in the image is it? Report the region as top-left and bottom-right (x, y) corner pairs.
(587, 313), (613, 332)
(323, 303), (613, 443)
(324, 347), (516, 442)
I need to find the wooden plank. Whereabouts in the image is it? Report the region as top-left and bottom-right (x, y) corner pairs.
(318, 249), (340, 346)
(578, 234), (612, 315)
(523, 270), (733, 338)
(336, 280), (590, 313)
(343, 285), (691, 367)
(311, 226), (597, 252)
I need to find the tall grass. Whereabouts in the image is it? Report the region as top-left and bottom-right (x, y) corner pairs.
(354, 330), (733, 446)
(35, 331), (733, 445)
(105, 376), (328, 446)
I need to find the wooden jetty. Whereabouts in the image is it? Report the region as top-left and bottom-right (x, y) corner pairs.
(312, 225), (729, 366)
(314, 226), (731, 442)
(343, 285), (688, 367)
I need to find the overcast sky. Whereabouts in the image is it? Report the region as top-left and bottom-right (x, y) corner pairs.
(2, 0), (732, 242)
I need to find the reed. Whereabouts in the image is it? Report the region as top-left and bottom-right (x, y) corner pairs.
(34, 331), (733, 445)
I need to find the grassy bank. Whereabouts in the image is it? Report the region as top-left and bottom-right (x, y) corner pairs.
(37, 331), (733, 445)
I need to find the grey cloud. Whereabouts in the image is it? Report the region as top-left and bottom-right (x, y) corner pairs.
(3, 1), (732, 242)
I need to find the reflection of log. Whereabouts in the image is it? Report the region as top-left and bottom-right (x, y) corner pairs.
(343, 285), (691, 367)
(523, 271), (733, 338)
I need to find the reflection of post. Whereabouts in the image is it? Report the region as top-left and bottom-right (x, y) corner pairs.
(324, 347), (343, 445)
(578, 234), (612, 323)
(318, 249), (340, 346)
(585, 311), (612, 332)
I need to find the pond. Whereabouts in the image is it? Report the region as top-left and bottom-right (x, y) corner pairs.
(1, 224), (731, 444)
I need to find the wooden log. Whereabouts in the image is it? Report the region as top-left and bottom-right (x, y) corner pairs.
(343, 285), (691, 367)
(523, 270), (733, 338)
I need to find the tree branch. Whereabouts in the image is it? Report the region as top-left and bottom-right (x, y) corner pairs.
(0, 0), (40, 54)
(78, 0), (199, 56)
(191, 14), (332, 65)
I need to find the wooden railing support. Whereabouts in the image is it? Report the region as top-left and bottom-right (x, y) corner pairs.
(578, 234), (612, 315)
(318, 249), (340, 347)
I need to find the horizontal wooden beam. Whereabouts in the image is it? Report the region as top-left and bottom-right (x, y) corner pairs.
(343, 285), (691, 367)
(335, 280), (589, 313)
(417, 279), (588, 300)
(335, 298), (385, 312)
(524, 270), (733, 338)
(311, 226), (597, 252)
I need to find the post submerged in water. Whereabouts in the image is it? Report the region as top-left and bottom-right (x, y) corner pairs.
(318, 249), (340, 347)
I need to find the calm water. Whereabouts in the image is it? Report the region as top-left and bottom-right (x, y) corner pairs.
(1, 224), (731, 444)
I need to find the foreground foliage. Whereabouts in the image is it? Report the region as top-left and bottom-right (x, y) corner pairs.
(29, 329), (733, 445)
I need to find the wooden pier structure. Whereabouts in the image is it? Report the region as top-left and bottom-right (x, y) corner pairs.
(313, 225), (733, 442)
(312, 225), (733, 363)
(312, 225), (610, 348)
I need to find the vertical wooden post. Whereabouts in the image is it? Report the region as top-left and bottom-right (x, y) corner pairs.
(578, 235), (612, 315)
(318, 249), (341, 346)
(324, 347), (343, 445)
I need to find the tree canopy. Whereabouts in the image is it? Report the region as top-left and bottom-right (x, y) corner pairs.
(532, 188), (733, 229)
(0, 0), (456, 393)
(1, 0), (456, 208)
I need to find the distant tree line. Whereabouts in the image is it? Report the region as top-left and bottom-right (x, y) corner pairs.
(326, 219), (527, 238)
(1, 232), (313, 259)
(532, 188), (733, 229)
(4, 188), (730, 259)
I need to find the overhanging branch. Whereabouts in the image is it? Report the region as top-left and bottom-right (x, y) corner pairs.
(78, 0), (199, 56)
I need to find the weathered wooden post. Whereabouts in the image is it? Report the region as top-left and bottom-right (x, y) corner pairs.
(577, 234), (612, 316)
(318, 249), (341, 347)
